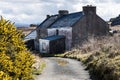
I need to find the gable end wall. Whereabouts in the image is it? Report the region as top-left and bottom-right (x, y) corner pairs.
(72, 16), (87, 46)
(72, 14), (109, 47)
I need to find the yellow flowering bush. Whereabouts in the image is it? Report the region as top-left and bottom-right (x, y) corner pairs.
(0, 17), (34, 80)
(0, 71), (12, 80)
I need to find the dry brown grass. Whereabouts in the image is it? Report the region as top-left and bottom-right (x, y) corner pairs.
(56, 59), (69, 66)
(81, 34), (120, 53)
(17, 27), (36, 36)
(32, 53), (46, 75)
(110, 25), (120, 31)
(58, 33), (120, 80)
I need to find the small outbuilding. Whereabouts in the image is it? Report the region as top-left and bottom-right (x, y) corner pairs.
(39, 35), (65, 54)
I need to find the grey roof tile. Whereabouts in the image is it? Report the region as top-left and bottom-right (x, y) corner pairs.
(38, 15), (58, 28)
(50, 12), (84, 28)
(42, 35), (65, 41)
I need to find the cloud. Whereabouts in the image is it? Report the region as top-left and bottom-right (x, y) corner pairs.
(0, 0), (120, 26)
(71, 0), (120, 20)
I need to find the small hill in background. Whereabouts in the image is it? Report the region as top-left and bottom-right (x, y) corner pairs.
(17, 24), (37, 36)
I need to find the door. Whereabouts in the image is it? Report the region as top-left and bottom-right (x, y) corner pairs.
(39, 39), (49, 53)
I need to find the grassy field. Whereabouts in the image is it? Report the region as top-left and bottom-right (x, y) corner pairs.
(17, 27), (36, 36)
(32, 53), (46, 76)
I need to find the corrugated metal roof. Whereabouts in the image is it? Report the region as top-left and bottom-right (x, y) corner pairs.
(50, 12), (84, 28)
(42, 35), (65, 41)
(24, 30), (36, 40)
(111, 15), (120, 26)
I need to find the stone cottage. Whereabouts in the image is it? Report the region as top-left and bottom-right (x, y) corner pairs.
(111, 14), (120, 26)
(34, 5), (109, 51)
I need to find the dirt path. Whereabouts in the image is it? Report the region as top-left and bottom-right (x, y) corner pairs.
(35, 57), (91, 80)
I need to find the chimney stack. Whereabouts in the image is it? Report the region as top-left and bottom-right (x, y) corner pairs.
(83, 5), (96, 15)
(46, 15), (50, 18)
(58, 10), (69, 16)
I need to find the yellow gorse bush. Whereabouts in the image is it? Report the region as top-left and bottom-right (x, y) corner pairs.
(0, 71), (12, 80)
(0, 17), (34, 80)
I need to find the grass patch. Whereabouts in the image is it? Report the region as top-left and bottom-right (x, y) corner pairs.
(56, 59), (69, 66)
(33, 61), (46, 75)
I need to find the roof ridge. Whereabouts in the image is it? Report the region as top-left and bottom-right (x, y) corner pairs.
(68, 11), (83, 15)
(37, 18), (49, 28)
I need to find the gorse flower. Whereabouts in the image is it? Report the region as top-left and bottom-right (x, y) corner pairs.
(0, 17), (34, 80)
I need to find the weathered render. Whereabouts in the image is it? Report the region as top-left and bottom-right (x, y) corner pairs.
(34, 5), (109, 52)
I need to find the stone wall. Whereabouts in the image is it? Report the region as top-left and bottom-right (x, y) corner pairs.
(72, 16), (88, 46)
(72, 14), (109, 47)
(36, 28), (48, 39)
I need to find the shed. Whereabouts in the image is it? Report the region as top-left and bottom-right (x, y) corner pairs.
(39, 35), (65, 54)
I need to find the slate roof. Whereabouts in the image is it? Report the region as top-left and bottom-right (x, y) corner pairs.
(38, 11), (84, 28)
(41, 35), (65, 41)
(111, 15), (120, 26)
(50, 12), (84, 28)
(38, 15), (58, 28)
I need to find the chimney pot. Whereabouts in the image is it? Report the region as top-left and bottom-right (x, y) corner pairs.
(58, 10), (69, 16)
(83, 5), (96, 15)
(46, 15), (50, 18)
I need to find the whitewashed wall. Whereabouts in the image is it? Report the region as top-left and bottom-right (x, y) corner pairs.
(47, 27), (72, 50)
(47, 28), (57, 36)
(39, 39), (49, 53)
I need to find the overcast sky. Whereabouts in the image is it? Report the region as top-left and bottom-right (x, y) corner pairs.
(0, 0), (120, 26)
